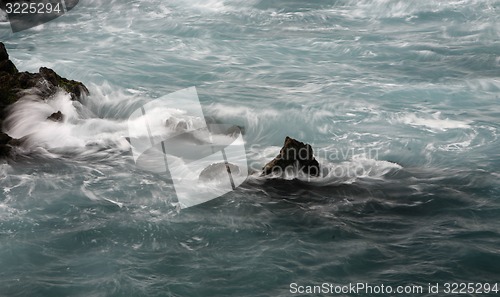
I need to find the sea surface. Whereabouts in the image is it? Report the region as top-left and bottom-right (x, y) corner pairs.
(1, 0), (499, 296)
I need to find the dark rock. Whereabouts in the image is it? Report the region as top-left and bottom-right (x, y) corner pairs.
(38, 67), (89, 101)
(0, 131), (17, 158)
(0, 44), (18, 74)
(47, 111), (64, 122)
(199, 162), (240, 182)
(262, 136), (320, 177)
(0, 42), (89, 158)
(0, 42), (89, 117)
(0, 59), (18, 74)
(0, 132), (12, 144)
(0, 42), (8, 61)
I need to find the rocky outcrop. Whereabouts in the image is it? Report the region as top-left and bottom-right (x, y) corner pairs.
(262, 136), (320, 177)
(0, 42), (89, 158)
(0, 42), (89, 118)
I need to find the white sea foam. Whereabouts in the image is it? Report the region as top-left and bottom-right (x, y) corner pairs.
(4, 91), (125, 149)
(3, 86), (208, 155)
(395, 112), (471, 132)
(311, 156), (403, 185)
(337, 0), (497, 20)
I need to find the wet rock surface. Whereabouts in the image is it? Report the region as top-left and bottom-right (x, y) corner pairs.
(0, 42), (89, 157)
(262, 136), (320, 177)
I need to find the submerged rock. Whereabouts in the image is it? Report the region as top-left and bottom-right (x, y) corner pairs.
(47, 111), (64, 122)
(262, 136), (320, 177)
(199, 162), (240, 182)
(0, 42), (89, 157)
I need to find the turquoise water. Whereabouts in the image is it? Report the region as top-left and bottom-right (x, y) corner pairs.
(1, 0), (500, 296)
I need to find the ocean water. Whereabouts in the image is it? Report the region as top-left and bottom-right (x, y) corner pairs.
(1, 0), (500, 296)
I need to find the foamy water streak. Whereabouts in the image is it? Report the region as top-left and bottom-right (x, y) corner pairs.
(4, 90), (131, 151)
